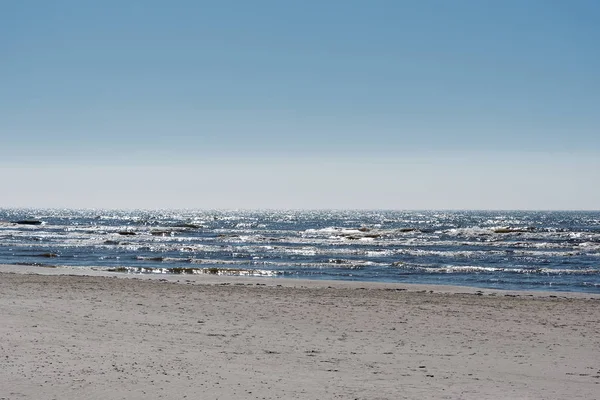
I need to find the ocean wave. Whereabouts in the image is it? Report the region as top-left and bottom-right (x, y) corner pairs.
(400, 265), (600, 275)
(100, 266), (280, 276)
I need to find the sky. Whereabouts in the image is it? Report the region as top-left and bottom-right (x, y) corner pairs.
(1, 0), (599, 210)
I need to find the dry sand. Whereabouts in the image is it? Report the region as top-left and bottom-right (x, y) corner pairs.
(1, 265), (599, 399)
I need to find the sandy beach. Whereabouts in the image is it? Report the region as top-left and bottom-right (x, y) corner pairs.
(1, 265), (599, 399)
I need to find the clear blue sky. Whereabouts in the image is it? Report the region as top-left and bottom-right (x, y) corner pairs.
(1, 0), (599, 209)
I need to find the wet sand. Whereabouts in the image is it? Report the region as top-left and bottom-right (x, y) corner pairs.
(1, 265), (599, 399)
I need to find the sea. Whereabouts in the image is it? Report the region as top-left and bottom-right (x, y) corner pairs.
(1, 209), (599, 293)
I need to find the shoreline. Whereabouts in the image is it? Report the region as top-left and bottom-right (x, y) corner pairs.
(2, 263), (599, 299)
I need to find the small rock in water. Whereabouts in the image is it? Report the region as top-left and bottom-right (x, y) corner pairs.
(151, 230), (174, 236)
(38, 253), (59, 258)
(398, 228), (416, 232)
(173, 223), (202, 229)
(13, 220), (44, 225)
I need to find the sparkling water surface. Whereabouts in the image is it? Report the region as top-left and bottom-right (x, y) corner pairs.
(1, 209), (599, 293)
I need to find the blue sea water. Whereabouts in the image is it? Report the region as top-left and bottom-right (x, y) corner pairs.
(1, 209), (599, 293)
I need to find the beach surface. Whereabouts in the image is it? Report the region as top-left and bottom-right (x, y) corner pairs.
(1, 265), (600, 399)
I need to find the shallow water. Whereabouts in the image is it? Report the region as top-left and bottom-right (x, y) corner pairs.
(1, 209), (599, 293)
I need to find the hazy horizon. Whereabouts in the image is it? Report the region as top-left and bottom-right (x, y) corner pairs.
(2, 1), (599, 210)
